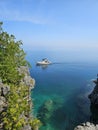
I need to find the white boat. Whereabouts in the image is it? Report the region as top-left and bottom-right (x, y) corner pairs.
(36, 58), (52, 65)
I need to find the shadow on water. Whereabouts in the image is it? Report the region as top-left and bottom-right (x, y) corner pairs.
(90, 104), (98, 124)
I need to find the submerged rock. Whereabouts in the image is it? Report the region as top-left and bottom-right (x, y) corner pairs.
(37, 99), (54, 125)
(37, 96), (64, 127)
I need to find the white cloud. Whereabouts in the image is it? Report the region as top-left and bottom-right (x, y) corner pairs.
(0, 0), (51, 24)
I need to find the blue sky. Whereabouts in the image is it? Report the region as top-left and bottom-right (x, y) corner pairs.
(0, 0), (98, 52)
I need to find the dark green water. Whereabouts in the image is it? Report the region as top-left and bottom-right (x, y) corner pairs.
(27, 51), (98, 130)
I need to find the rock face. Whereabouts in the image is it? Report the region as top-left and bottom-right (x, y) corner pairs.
(18, 66), (35, 89)
(0, 80), (10, 129)
(0, 81), (10, 97)
(74, 75), (98, 130)
(74, 122), (98, 130)
(88, 78), (98, 106)
(88, 75), (98, 124)
(0, 81), (10, 113)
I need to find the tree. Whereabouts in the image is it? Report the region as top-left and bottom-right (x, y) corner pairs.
(0, 22), (29, 84)
(0, 22), (41, 130)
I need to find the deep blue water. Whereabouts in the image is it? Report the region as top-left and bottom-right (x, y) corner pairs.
(26, 50), (98, 130)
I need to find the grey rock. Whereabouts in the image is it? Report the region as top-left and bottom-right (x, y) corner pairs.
(0, 82), (10, 96)
(86, 122), (91, 127)
(22, 124), (31, 130)
(0, 96), (7, 112)
(1, 85), (10, 96)
(18, 66), (35, 89)
(18, 66), (30, 76)
(23, 75), (35, 89)
(74, 122), (98, 130)
(74, 125), (84, 130)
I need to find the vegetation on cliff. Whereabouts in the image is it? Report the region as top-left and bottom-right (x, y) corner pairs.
(0, 22), (29, 84)
(0, 22), (41, 130)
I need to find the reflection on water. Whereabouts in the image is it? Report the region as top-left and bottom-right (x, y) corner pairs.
(36, 64), (48, 69)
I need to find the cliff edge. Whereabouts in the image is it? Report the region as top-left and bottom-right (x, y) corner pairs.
(74, 75), (98, 130)
(0, 66), (35, 130)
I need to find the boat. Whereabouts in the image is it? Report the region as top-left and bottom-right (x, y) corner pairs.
(36, 58), (52, 65)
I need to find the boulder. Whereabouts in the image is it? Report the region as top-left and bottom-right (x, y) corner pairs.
(74, 122), (98, 130)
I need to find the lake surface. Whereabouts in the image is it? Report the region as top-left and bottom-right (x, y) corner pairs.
(26, 50), (98, 130)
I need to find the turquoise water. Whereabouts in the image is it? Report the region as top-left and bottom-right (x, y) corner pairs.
(27, 51), (98, 130)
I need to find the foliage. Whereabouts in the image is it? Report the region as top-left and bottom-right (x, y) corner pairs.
(2, 84), (41, 130)
(0, 22), (41, 130)
(3, 84), (29, 130)
(0, 22), (29, 84)
(29, 118), (42, 130)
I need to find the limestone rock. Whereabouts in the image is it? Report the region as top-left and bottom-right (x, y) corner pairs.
(0, 81), (10, 96)
(18, 66), (35, 89)
(74, 122), (98, 130)
(0, 66), (35, 129)
(22, 124), (32, 130)
(23, 75), (35, 89)
(0, 96), (7, 112)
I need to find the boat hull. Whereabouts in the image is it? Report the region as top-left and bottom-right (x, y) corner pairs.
(36, 62), (51, 65)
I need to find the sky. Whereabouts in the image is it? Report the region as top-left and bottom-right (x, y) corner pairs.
(0, 0), (98, 53)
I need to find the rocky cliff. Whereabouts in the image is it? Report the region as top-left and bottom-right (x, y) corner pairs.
(88, 76), (98, 106)
(0, 66), (35, 130)
(74, 75), (98, 130)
